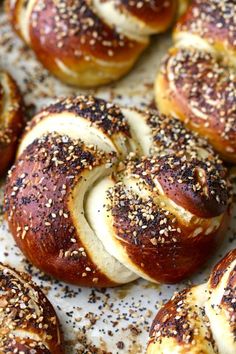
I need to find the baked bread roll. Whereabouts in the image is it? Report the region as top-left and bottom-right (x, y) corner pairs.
(6, 0), (177, 87)
(155, 0), (236, 163)
(0, 263), (64, 353)
(0, 71), (23, 177)
(4, 96), (231, 286)
(174, 0), (236, 66)
(147, 248), (236, 353)
(155, 47), (236, 163)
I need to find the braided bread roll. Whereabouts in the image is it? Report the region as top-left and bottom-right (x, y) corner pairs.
(6, 0), (177, 87)
(0, 71), (23, 177)
(4, 96), (231, 287)
(0, 263), (64, 353)
(155, 0), (236, 163)
(147, 248), (236, 354)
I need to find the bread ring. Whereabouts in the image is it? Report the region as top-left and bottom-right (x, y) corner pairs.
(147, 248), (236, 353)
(6, 0), (177, 87)
(0, 71), (24, 177)
(4, 96), (231, 286)
(0, 263), (64, 353)
(155, 47), (236, 163)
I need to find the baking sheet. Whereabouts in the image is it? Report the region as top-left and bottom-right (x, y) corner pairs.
(0, 8), (236, 353)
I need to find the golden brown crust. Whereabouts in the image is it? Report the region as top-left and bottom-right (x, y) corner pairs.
(107, 152), (230, 283)
(29, 0), (145, 59)
(125, 154), (229, 218)
(155, 47), (236, 163)
(148, 249), (236, 352)
(112, 0), (177, 31)
(28, 0), (147, 86)
(148, 287), (219, 353)
(0, 71), (24, 177)
(175, 0), (236, 64)
(0, 263), (64, 353)
(4, 133), (118, 287)
(19, 95), (133, 159)
(143, 107), (212, 155)
(6, 0), (178, 86)
(210, 248), (236, 288)
(27, 95), (131, 138)
(149, 289), (200, 345)
(4, 96), (232, 286)
(109, 187), (229, 283)
(6, 0), (148, 86)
